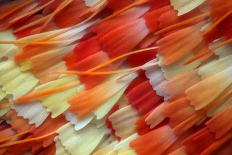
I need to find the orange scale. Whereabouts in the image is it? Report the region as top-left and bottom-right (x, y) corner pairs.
(94, 18), (133, 39)
(136, 114), (168, 135)
(14, 15), (57, 38)
(158, 8), (179, 29)
(139, 34), (158, 48)
(157, 27), (195, 57)
(41, 135), (56, 148)
(206, 105), (232, 139)
(209, 0), (232, 20)
(69, 90), (109, 118)
(98, 18), (149, 58)
(0, 0), (33, 21)
(169, 107), (196, 129)
(107, 0), (135, 11)
(5, 144), (33, 155)
(64, 37), (101, 69)
(93, 6), (149, 37)
(13, 0), (74, 34)
(10, 3), (41, 25)
(144, 5), (172, 32)
(157, 26), (194, 45)
(68, 51), (119, 89)
(30, 138), (56, 155)
(29, 115), (66, 148)
(173, 112), (205, 136)
(115, 6), (150, 20)
(69, 101), (96, 118)
(183, 128), (215, 155)
(5, 110), (33, 133)
(163, 97), (195, 128)
(130, 125), (177, 155)
(64, 53), (77, 69)
(0, 128), (16, 140)
(69, 72), (136, 118)
(30, 48), (70, 76)
(14, 44), (55, 62)
(163, 97), (190, 116)
(25, 136), (56, 153)
(53, 0), (89, 28)
(0, 3), (39, 31)
(38, 0), (63, 15)
(32, 115), (66, 137)
(79, 75), (108, 90)
(0, 149), (6, 155)
(184, 43), (212, 64)
(158, 26), (205, 65)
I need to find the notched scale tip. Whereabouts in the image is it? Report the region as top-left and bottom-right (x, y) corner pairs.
(108, 105), (139, 139)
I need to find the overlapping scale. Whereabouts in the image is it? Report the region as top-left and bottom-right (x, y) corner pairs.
(0, 0), (231, 155)
(56, 123), (107, 155)
(0, 99), (11, 117)
(0, 60), (38, 99)
(4, 109), (32, 132)
(69, 73), (137, 118)
(155, 71), (201, 100)
(207, 95), (232, 117)
(130, 125), (177, 155)
(35, 75), (84, 118)
(65, 111), (93, 131)
(159, 52), (202, 80)
(198, 54), (232, 78)
(55, 138), (70, 155)
(186, 65), (232, 110)
(0, 30), (17, 58)
(12, 101), (49, 127)
(94, 87), (126, 120)
(108, 105), (139, 139)
(126, 78), (163, 114)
